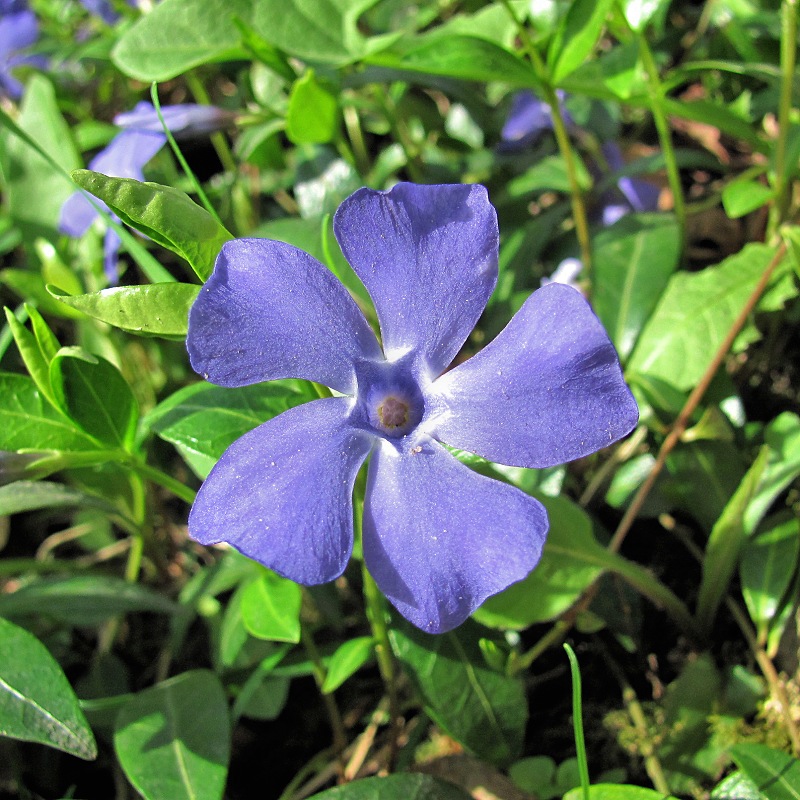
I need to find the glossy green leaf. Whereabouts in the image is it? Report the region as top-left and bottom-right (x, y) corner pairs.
(390, 622), (527, 765)
(0, 372), (97, 452)
(321, 637), (375, 694)
(593, 213), (681, 360)
(145, 380), (316, 478)
(0, 75), (79, 241)
(507, 154), (592, 196)
(373, 35), (539, 87)
(564, 787), (680, 800)
(50, 347), (138, 450)
(4, 307), (57, 407)
(730, 743), (800, 800)
(722, 178), (774, 219)
(71, 171), (233, 280)
(548, 0), (615, 85)
(622, 0), (672, 31)
(286, 71), (339, 145)
(628, 244), (784, 391)
(711, 770), (766, 800)
(0, 576), (177, 625)
(307, 774), (473, 800)
(696, 447), (770, 633)
(115, 670), (230, 800)
(240, 571), (302, 644)
(49, 283), (200, 339)
(740, 514), (800, 634)
(744, 412), (800, 534)
(218, 585), (250, 669)
(0, 617), (97, 760)
(474, 494), (606, 629)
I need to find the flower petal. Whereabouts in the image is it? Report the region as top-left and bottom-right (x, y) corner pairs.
(187, 238), (382, 393)
(363, 439), (547, 633)
(333, 183), (498, 376)
(189, 397), (372, 585)
(501, 90), (552, 143)
(114, 103), (233, 137)
(429, 283), (639, 468)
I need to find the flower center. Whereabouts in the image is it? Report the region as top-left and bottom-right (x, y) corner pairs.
(352, 355), (427, 441)
(377, 396), (409, 429)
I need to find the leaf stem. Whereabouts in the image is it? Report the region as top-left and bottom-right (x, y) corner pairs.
(563, 644), (591, 800)
(127, 458), (196, 505)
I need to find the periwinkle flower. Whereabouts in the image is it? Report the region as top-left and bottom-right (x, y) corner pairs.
(114, 103), (233, 137)
(599, 142), (661, 226)
(186, 183), (638, 633)
(0, 0), (45, 99)
(501, 89), (571, 146)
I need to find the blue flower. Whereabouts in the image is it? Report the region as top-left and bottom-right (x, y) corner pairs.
(59, 102), (166, 284)
(501, 89), (571, 146)
(114, 103), (234, 137)
(598, 142), (661, 226)
(0, 0), (45, 99)
(186, 183), (638, 633)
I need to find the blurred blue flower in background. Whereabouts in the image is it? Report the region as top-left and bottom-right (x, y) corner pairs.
(599, 141), (662, 226)
(0, 0), (46, 99)
(59, 102), (166, 284)
(186, 183), (639, 633)
(114, 102), (234, 136)
(501, 89), (571, 146)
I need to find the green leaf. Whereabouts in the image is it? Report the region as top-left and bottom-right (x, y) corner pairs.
(740, 514), (800, 635)
(474, 494), (606, 629)
(240, 571), (302, 644)
(506, 153), (592, 196)
(0, 480), (121, 517)
(593, 213), (681, 360)
(712, 770), (767, 800)
(372, 35), (540, 87)
(49, 283), (200, 340)
(0, 617), (97, 760)
(321, 637), (375, 694)
(71, 171), (233, 281)
(0, 372), (97, 452)
(564, 786), (680, 800)
(114, 670), (230, 800)
(628, 243), (783, 391)
(307, 773), (474, 799)
(0, 576), (177, 626)
(145, 380), (316, 479)
(744, 413), (800, 534)
(548, 0), (614, 85)
(286, 71), (339, 145)
(722, 178), (774, 219)
(112, 0), (391, 81)
(4, 307), (57, 407)
(622, 0), (672, 32)
(0, 269), (81, 319)
(0, 75), (79, 242)
(730, 743), (800, 800)
(696, 447), (770, 634)
(389, 622), (527, 765)
(50, 347), (138, 450)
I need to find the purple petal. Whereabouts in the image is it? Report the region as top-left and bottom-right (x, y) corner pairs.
(601, 202), (630, 227)
(363, 438), (548, 633)
(428, 283), (639, 468)
(114, 103), (232, 137)
(88, 117), (167, 180)
(59, 191), (103, 236)
(78, 0), (120, 23)
(189, 397), (372, 584)
(501, 90), (552, 143)
(333, 183), (498, 376)
(617, 175), (661, 213)
(0, 10), (38, 53)
(187, 238), (382, 394)
(103, 224), (121, 285)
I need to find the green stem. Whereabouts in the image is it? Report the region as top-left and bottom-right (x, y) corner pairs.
(184, 72), (239, 174)
(301, 618), (348, 758)
(499, 0), (592, 270)
(127, 459), (196, 505)
(637, 33), (687, 242)
(150, 83), (223, 226)
(563, 644), (590, 800)
(769, 0), (797, 234)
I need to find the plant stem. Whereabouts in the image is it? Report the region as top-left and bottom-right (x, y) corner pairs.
(768, 0), (797, 235)
(499, 0), (593, 270)
(636, 33), (687, 242)
(128, 459), (196, 505)
(563, 644), (590, 800)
